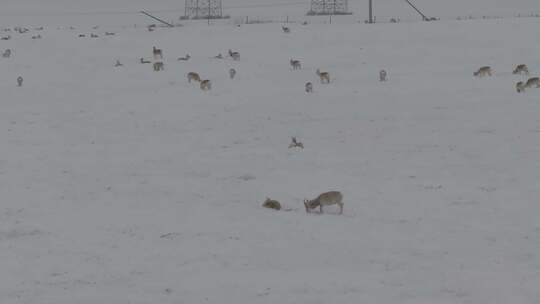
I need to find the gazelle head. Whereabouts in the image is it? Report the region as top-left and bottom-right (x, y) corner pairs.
(516, 81), (525, 93)
(303, 199), (319, 212)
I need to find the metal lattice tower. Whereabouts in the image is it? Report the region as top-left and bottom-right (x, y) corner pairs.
(308, 0), (349, 15)
(185, 0), (223, 19)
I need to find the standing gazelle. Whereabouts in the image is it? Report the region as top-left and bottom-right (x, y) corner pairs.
(305, 82), (313, 93)
(290, 59), (301, 70)
(379, 69), (387, 82)
(153, 46), (163, 60)
(304, 191), (344, 214)
(316, 69), (330, 83)
(229, 68), (236, 79)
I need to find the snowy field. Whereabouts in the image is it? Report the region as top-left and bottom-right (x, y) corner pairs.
(2, 8), (540, 304)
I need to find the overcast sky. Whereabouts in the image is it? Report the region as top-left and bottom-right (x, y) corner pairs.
(1, 0), (538, 26)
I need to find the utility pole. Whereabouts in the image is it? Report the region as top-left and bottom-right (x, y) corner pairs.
(208, 0), (211, 25)
(368, 0), (373, 23)
(330, 0), (336, 24)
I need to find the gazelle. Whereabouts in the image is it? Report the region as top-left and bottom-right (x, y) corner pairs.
(178, 54), (191, 61)
(153, 62), (164, 71)
(316, 69), (330, 83)
(187, 72), (201, 83)
(473, 66), (492, 77)
(379, 69), (387, 82)
(513, 64), (529, 75)
(290, 59), (301, 70)
(304, 191), (344, 214)
(288, 137), (304, 149)
(262, 198), (281, 210)
(228, 49), (240, 61)
(525, 77), (540, 88)
(153, 46), (163, 59)
(229, 68), (236, 79)
(305, 82), (313, 93)
(200, 79), (212, 91)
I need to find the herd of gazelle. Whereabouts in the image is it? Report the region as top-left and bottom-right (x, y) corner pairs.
(473, 64), (540, 93)
(145, 46), (243, 91)
(143, 44), (334, 93)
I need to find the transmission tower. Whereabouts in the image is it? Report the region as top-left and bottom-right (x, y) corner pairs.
(184, 0), (223, 19)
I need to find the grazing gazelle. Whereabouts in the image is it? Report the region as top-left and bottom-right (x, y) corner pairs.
(262, 198), (281, 210)
(290, 59), (301, 70)
(316, 69), (330, 84)
(525, 77), (540, 88)
(516, 81), (526, 93)
(305, 82), (313, 93)
(153, 46), (163, 59)
(513, 64), (529, 75)
(304, 191), (344, 214)
(229, 68), (236, 79)
(228, 49), (240, 61)
(473, 66), (492, 77)
(187, 72), (201, 83)
(379, 69), (387, 82)
(153, 61), (164, 71)
(200, 79), (212, 91)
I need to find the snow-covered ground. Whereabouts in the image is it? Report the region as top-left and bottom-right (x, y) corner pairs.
(2, 8), (540, 304)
